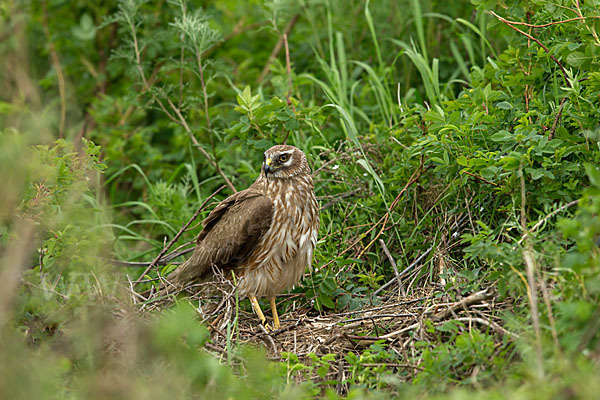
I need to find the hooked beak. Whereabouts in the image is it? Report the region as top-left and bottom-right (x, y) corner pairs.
(264, 157), (273, 176)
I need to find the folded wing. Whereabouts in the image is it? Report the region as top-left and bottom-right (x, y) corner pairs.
(164, 189), (273, 289)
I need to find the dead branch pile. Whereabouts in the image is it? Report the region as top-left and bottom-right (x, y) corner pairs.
(132, 279), (516, 393)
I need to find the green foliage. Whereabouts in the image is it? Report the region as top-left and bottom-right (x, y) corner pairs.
(414, 325), (512, 389)
(555, 164), (600, 354)
(2, 0), (600, 398)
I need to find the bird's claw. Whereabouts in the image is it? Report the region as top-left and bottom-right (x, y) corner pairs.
(260, 319), (273, 332)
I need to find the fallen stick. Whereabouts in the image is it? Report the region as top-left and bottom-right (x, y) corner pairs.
(431, 287), (493, 321)
(379, 239), (405, 296)
(374, 246), (432, 296)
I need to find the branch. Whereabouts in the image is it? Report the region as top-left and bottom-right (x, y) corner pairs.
(373, 246), (433, 296)
(549, 97), (568, 139)
(460, 170), (499, 187)
(167, 98), (237, 193)
(128, 14), (178, 122)
(355, 161), (425, 260)
(133, 185), (226, 287)
(431, 288), (493, 321)
(378, 239), (405, 296)
(320, 188), (361, 211)
(517, 199), (579, 245)
(493, 15), (600, 28)
(453, 317), (520, 339)
(281, 31), (293, 144)
(105, 247), (194, 267)
(257, 14), (299, 84)
(330, 162), (425, 275)
(490, 11), (572, 88)
(520, 166), (545, 378)
(127, 15), (236, 193)
(375, 315), (519, 341)
(194, 47), (237, 193)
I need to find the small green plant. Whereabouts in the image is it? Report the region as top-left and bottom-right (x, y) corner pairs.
(414, 324), (513, 390)
(345, 342), (405, 390)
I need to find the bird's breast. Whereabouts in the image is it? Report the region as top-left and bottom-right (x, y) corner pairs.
(236, 177), (319, 298)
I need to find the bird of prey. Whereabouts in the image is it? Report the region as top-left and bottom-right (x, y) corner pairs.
(159, 145), (319, 329)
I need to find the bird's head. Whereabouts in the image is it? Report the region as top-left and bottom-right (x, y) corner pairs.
(262, 145), (309, 179)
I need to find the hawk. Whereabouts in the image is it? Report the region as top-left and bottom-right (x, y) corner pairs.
(160, 145), (319, 329)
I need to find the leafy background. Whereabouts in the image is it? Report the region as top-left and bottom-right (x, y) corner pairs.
(1, 0), (599, 398)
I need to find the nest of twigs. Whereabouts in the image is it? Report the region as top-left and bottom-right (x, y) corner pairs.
(131, 274), (516, 393)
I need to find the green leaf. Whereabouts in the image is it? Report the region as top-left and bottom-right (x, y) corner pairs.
(491, 130), (512, 142)
(284, 118), (298, 130)
(250, 139), (271, 150)
(345, 351), (358, 365)
(320, 276), (337, 293)
(72, 13), (96, 41)
(585, 163), (600, 188)
(241, 85), (252, 105)
(318, 293), (335, 309)
(496, 101), (513, 110)
(481, 166), (498, 179)
(317, 364), (330, 379)
(437, 320), (462, 333)
(526, 167), (545, 180)
(566, 51), (587, 67)
(356, 158), (385, 194)
(500, 156), (520, 170)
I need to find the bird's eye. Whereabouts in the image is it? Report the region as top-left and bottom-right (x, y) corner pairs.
(279, 154), (289, 162)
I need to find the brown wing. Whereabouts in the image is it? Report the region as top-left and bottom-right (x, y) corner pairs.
(165, 189), (273, 287)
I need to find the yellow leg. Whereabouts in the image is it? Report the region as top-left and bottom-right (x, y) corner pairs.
(269, 297), (280, 330)
(249, 295), (266, 326)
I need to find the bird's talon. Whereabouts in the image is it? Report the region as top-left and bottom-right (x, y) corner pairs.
(260, 320), (272, 332)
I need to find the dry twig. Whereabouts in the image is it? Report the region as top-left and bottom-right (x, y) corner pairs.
(133, 185), (226, 287)
(520, 168), (544, 378)
(373, 247), (433, 296)
(516, 199), (579, 245)
(431, 288), (493, 321)
(460, 170), (499, 187)
(379, 239), (405, 296)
